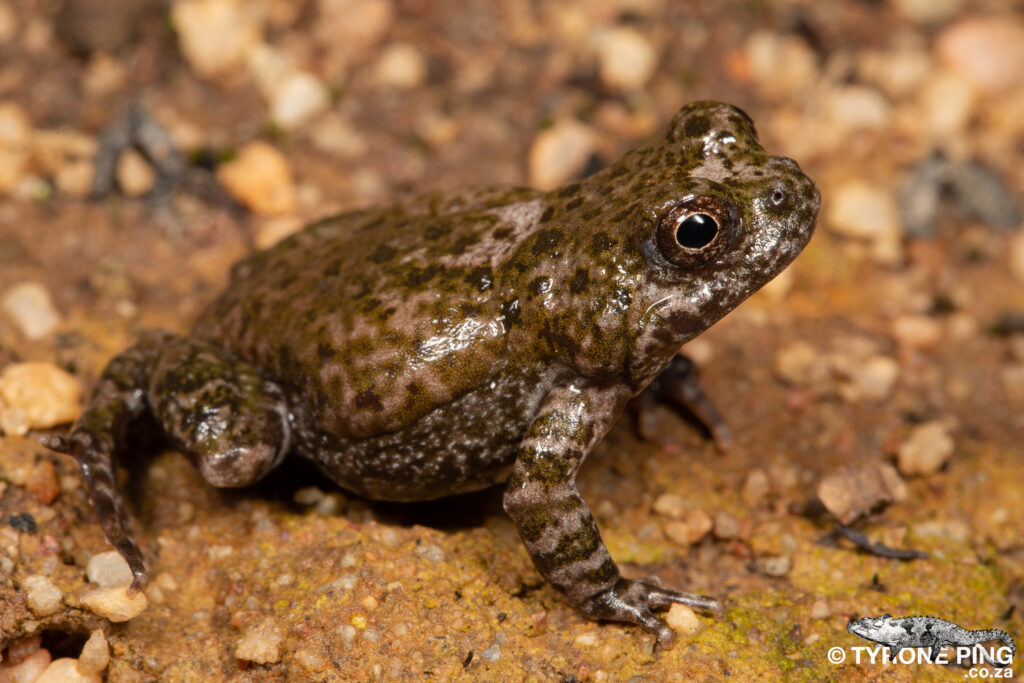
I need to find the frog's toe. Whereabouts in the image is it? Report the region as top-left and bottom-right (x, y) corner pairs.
(582, 578), (721, 648)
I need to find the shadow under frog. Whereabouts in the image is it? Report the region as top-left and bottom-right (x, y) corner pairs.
(43, 101), (820, 648)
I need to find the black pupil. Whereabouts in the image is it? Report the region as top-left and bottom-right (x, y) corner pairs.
(675, 213), (718, 248)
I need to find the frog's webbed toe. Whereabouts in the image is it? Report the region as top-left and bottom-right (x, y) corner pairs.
(634, 354), (732, 452)
(582, 578), (722, 649)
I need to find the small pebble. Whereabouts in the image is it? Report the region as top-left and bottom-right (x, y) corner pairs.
(171, 0), (264, 78)
(416, 544), (445, 563)
(741, 469), (771, 507)
(0, 101), (31, 193)
(80, 585), (149, 622)
(217, 141), (297, 215)
(374, 43), (427, 89)
(846, 355), (900, 402)
(0, 362), (81, 435)
(810, 599), (831, 620)
(741, 31), (818, 98)
(897, 420), (954, 476)
(528, 119), (595, 191)
(712, 512), (740, 539)
(826, 182), (901, 246)
(114, 148), (155, 197)
(892, 0), (964, 23)
(76, 630), (109, 674)
(36, 658), (101, 683)
(665, 603), (702, 636)
(890, 314), (942, 349)
(87, 551), (135, 587)
(817, 461), (907, 524)
(270, 71), (330, 130)
(293, 486), (325, 505)
(25, 460), (59, 505)
(574, 632), (598, 647)
(774, 341), (828, 388)
(918, 70), (975, 138)
(0, 647), (50, 679)
(596, 27), (657, 91)
(684, 509), (713, 544)
(2, 282), (61, 339)
(652, 492), (687, 519)
(5, 635), (42, 664)
(479, 644), (500, 662)
(756, 555), (792, 577)
(663, 520), (691, 547)
(310, 114), (369, 159)
(294, 647), (327, 672)
(935, 16), (1024, 93)
(235, 617), (283, 663)
(22, 574), (63, 616)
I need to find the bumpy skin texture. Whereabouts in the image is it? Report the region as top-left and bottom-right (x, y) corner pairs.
(848, 614), (1016, 667)
(45, 101), (820, 647)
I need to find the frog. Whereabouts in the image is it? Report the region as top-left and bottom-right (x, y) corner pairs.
(42, 101), (819, 647)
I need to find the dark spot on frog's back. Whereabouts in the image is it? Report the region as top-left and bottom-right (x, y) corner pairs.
(492, 226), (514, 240)
(683, 113), (711, 139)
(556, 182), (581, 199)
(569, 268), (589, 294)
(316, 341), (338, 362)
(465, 266), (493, 291)
(539, 207), (554, 224)
(565, 196), (584, 211)
(402, 264), (442, 288)
(587, 232), (616, 257)
(369, 245), (398, 264)
(425, 223), (452, 240)
(531, 229), (562, 257)
(355, 388), (383, 411)
(449, 233), (481, 256)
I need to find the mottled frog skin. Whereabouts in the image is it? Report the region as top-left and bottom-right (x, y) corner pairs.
(46, 102), (819, 646)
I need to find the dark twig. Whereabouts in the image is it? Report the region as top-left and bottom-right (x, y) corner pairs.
(836, 523), (928, 561)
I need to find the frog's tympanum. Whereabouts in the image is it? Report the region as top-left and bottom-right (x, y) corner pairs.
(45, 102), (819, 646)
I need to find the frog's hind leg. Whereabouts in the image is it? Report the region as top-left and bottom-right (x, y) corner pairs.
(42, 331), (291, 590)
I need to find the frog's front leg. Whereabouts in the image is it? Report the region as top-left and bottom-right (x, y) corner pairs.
(503, 379), (721, 648)
(42, 331), (291, 589)
(633, 355), (732, 451)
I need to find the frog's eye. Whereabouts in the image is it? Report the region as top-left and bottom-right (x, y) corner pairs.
(656, 196), (734, 267)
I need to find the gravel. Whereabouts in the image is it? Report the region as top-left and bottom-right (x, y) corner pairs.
(528, 119), (595, 191)
(216, 141), (297, 215)
(897, 420), (955, 476)
(86, 551), (135, 587)
(22, 574), (63, 616)
(0, 362), (82, 436)
(1, 282), (61, 339)
(80, 585), (149, 622)
(235, 618), (284, 664)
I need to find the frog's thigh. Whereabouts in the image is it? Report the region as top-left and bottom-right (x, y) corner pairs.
(148, 337), (291, 487)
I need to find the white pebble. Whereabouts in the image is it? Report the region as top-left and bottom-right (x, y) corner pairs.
(374, 43), (427, 89)
(479, 644), (500, 662)
(890, 314), (942, 349)
(2, 282), (60, 339)
(76, 630), (109, 674)
(415, 544), (445, 563)
(0, 647), (51, 680)
(826, 85), (890, 132)
(35, 658), (101, 683)
(936, 16), (1024, 93)
(742, 468), (771, 507)
(22, 574), (63, 616)
(918, 70), (976, 138)
(892, 0), (964, 23)
(665, 603), (702, 635)
(848, 355), (900, 402)
(897, 420), (954, 476)
(80, 585), (149, 622)
(574, 632), (598, 647)
(0, 362), (82, 435)
(712, 512), (740, 539)
(270, 71), (330, 130)
(652, 492), (687, 519)
(743, 31), (819, 98)
(596, 27), (657, 91)
(171, 0), (264, 78)
(826, 182), (901, 243)
(115, 148), (155, 197)
(528, 119), (594, 191)
(774, 340), (828, 388)
(310, 114), (368, 158)
(86, 551), (134, 587)
(810, 599), (831, 619)
(217, 141), (297, 215)
(236, 618), (283, 663)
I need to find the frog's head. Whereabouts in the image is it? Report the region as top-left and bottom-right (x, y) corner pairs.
(615, 101), (820, 379)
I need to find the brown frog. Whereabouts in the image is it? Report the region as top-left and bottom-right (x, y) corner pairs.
(44, 101), (820, 646)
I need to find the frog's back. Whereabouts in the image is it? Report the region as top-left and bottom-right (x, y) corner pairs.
(193, 187), (546, 438)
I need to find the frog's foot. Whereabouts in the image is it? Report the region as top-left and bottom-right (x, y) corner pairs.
(636, 354), (732, 452)
(580, 578), (721, 649)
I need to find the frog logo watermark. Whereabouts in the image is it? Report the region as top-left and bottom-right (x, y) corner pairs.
(831, 613), (1015, 673)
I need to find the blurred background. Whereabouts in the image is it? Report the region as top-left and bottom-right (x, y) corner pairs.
(1, 0), (1023, 680)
